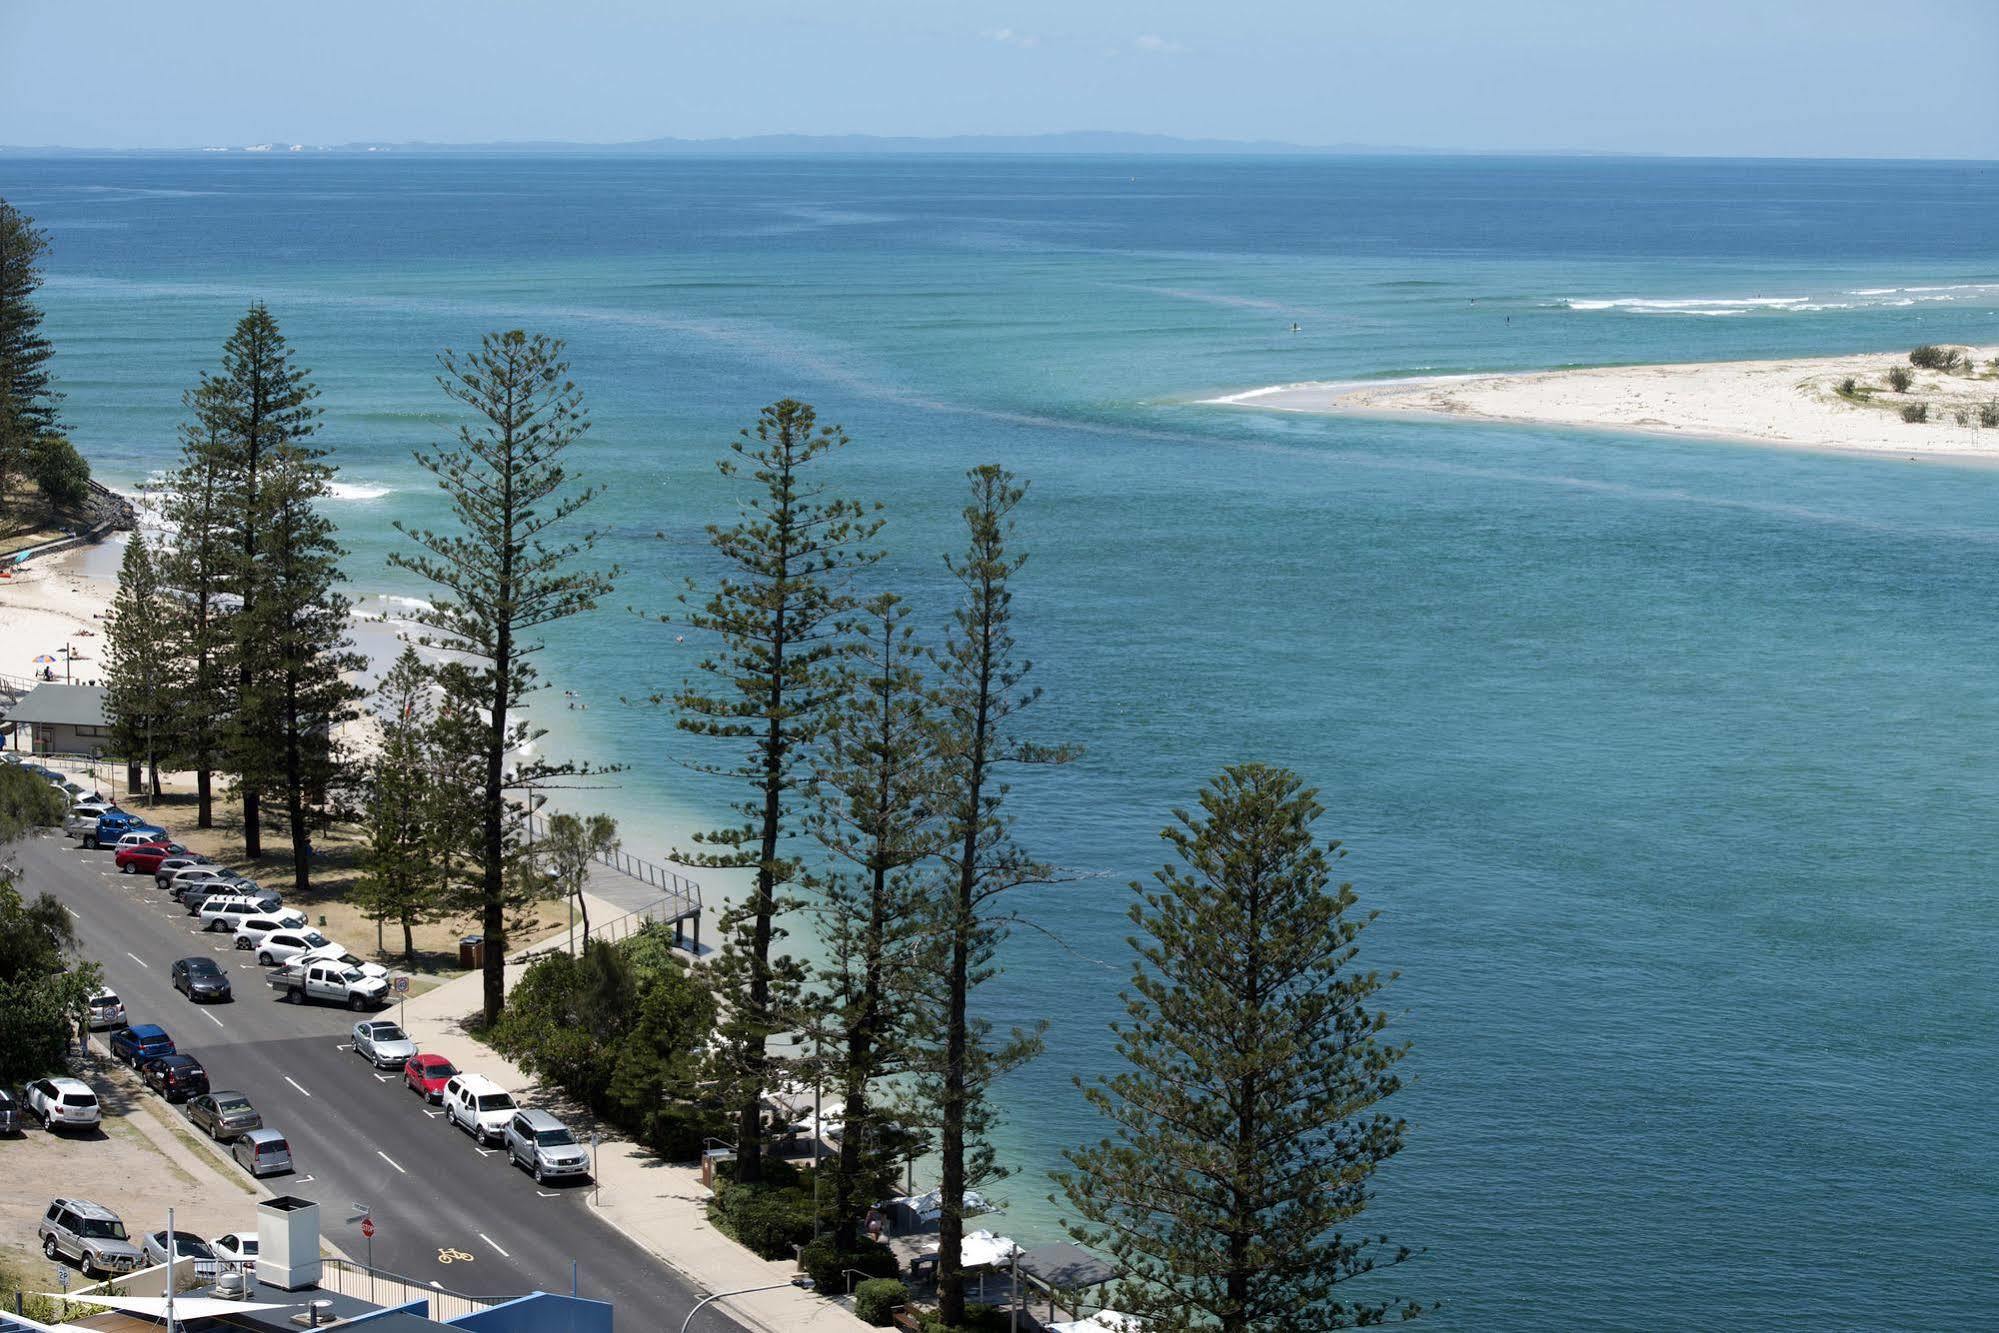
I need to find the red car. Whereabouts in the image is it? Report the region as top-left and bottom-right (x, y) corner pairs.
(403, 1053), (457, 1102)
(115, 841), (195, 875)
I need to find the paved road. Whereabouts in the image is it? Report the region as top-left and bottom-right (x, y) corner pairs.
(12, 829), (751, 1333)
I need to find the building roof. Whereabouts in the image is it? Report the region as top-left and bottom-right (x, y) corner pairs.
(1015, 1240), (1120, 1291)
(3, 682), (109, 728)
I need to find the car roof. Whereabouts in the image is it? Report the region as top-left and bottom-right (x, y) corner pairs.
(127, 1023), (167, 1038)
(451, 1072), (505, 1093)
(154, 1053), (199, 1067)
(179, 956), (220, 968)
(48, 1076), (92, 1092)
(208, 1090), (251, 1101)
(516, 1108), (564, 1129)
(54, 1197), (119, 1219)
(413, 1052), (451, 1066)
(241, 1127), (286, 1144)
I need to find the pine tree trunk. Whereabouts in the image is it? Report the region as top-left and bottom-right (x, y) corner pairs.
(402, 912), (415, 967)
(196, 767), (212, 829)
(481, 617), (510, 1026)
(831, 862), (887, 1253)
(285, 673), (310, 897)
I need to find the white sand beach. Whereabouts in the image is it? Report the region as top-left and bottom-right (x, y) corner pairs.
(0, 542), (117, 684)
(1209, 346), (1999, 458)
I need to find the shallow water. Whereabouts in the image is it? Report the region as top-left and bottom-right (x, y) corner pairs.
(7, 154), (1999, 1327)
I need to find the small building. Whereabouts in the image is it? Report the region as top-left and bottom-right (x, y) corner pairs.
(1, 682), (113, 757)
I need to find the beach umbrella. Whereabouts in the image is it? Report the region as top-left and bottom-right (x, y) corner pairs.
(32, 654), (57, 664)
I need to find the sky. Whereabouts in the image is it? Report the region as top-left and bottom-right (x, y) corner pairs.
(5, 0), (1996, 158)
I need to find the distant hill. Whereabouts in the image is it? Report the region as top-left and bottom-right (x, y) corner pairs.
(3, 131), (1472, 157)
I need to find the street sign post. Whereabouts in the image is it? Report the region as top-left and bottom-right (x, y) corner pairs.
(392, 974), (408, 1027)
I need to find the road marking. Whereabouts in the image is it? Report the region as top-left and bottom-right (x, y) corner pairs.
(65, 907), (79, 918)
(296, 1174), (315, 1184)
(125, 952), (149, 968)
(203, 1011), (225, 1029)
(284, 1076), (312, 1098)
(376, 1151), (406, 1175)
(476, 1234), (508, 1258)
(335, 1043), (351, 1051)
(374, 1074), (392, 1083)
(437, 1248), (473, 1265)
(423, 1109), (444, 1119)
(474, 1147), (496, 1157)
(536, 1190), (558, 1198)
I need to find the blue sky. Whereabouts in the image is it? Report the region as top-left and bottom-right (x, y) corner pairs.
(5, 0), (1995, 157)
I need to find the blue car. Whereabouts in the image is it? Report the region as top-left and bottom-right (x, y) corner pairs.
(109, 1024), (176, 1067)
(90, 812), (164, 850)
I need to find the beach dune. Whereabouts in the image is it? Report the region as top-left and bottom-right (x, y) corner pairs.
(1210, 346), (1999, 457)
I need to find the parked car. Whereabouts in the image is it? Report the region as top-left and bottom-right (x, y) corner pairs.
(80, 810), (150, 849)
(403, 1052), (457, 1102)
(350, 1019), (417, 1069)
(141, 1053), (210, 1102)
(442, 1073), (517, 1145)
(198, 893), (284, 932)
(115, 841), (192, 874)
(300, 943), (389, 980)
(231, 912), (310, 950)
(172, 956), (233, 1002)
(185, 1090), (262, 1141)
(109, 1023), (176, 1067)
(39, 1199), (144, 1277)
(0, 1086), (19, 1135)
(251, 928), (335, 967)
(209, 1232), (258, 1266)
(504, 1108), (590, 1183)
(24, 1077), (101, 1131)
(141, 1231), (219, 1277)
(150, 854), (210, 887)
(65, 802), (115, 840)
(231, 1127), (293, 1178)
(86, 988), (127, 1030)
(268, 959), (387, 1010)
(111, 828), (172, 853)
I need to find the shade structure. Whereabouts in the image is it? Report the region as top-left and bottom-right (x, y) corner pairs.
(1015, 1240), (1119, 1293)
(1046, 1313), (1142, 1333)
(40, 1292), (294, 1317)
(958, 1229), (1021, 1270)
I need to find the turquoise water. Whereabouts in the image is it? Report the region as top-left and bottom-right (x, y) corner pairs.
(8, 155), (1999, 1328)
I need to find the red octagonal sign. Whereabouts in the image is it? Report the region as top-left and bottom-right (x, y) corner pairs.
(360, 1218), (375, 1239)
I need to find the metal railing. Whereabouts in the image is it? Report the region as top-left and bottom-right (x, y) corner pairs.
(524, 810), (703, 941)
(320, 1257), (507, 1321)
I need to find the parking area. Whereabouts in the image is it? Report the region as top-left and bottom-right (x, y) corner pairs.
(0, 1056), (256, 1290)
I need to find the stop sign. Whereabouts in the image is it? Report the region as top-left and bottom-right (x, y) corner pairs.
(360, 1217), (375, 1239)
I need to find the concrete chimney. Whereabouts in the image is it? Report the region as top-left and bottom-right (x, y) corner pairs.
(255, 1196), (323, 1291)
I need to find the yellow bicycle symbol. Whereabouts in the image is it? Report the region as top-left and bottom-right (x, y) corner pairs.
(436, 1248), (474, 1265)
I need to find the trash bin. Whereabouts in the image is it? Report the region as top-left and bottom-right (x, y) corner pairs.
(458, 935), (485, 969)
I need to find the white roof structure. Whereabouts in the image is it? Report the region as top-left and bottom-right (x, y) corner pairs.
(39, 1292), (294, 1318)
(955, 1229), (1021, 1270)
(1047, 1313), (1143, 1333)
(886, 1187), (994, 1223)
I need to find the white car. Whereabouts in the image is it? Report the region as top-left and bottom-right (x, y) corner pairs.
(251, 928), (336, 967)
(25, 1077), (102, 1131)
(230, 912), (310, 949)
(442, 1074), (517, 1145)
(208, 1232), (258, 1268)
(86, 989), (126, 1030)
(350, 1020), (418, 1069)
(197, 894), (284, 932)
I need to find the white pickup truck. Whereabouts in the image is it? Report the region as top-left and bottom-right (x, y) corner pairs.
(267, 960), (389, 1010)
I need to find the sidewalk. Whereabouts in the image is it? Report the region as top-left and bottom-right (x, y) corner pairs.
(394, 892), (868, 1333)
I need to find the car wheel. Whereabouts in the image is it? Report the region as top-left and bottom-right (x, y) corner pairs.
(234, 938), (250, 951)
(85, 1256), (104, 1279)
(43, 1236), (58, 1260)
(257, 951), (273, 967)
(120, 862), (132, 874)
(349, 993), (366, 1011)
(534, 1160), (545, 1184)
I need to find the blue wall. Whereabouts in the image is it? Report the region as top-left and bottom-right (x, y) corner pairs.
(447, 1293), (614, 1333)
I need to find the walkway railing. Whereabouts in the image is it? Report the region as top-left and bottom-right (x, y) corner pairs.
(320, 1257), (507, 1321)
(525, 810), (704, 954)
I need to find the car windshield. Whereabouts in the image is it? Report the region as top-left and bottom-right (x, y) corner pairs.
(338, 968), (364, 983)
(81, 1218), (127, 1240)
(476, 1093), (514, 1112)
(535, 1128), (575, 1147)
(301, 931), (330, 948)
(423, 1060), (456, 1077)
(63, 1093), (96, 1107)
(172, 1236), (210, 1256)
(372, 1025), (407, 1043)
(185, 960), (220, 976)
(91, 994), (118, 1007)
(215, 1096), (252, 1113)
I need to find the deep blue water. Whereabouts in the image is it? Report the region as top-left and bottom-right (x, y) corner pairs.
(5, 154), (1998, 1329)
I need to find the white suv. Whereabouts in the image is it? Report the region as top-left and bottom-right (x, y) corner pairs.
(230, 914), (312, 952)
(252, 928), (334, 967)
(198, 894), (284, 932)
(25, 1077), (102, 1131)
(442, 1074), (517, 1145)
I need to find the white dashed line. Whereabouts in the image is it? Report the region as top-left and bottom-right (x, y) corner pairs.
(65, 907), (79, 919)
(203, 1011), (225, 1029)
(125, 952), (149, 968)
(377, 1151), (407, 1175)
(284, 1076), (312, 1098)
(477, 1233), (508, 1258)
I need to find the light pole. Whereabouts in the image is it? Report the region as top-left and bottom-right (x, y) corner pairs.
(677, 1276), (813, 1333)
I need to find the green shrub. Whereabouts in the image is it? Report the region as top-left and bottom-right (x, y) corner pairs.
(1910, 344), (1950, 370)
(710, 1179), (818, 1259)
(1901, 402), (1929, 423)
(31, 435), (90, 509)
(1837, 376), (1857, 396)
(1885, 366), (1914, 393)
(1980, 400), (1999, 428)
(0, 765), (68, 830)
(854, 1278), (909, 1327)
(800, 1236), (900, 1297)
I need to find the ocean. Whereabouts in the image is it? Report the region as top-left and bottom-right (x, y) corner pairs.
(5, 153), (1998, 1328)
